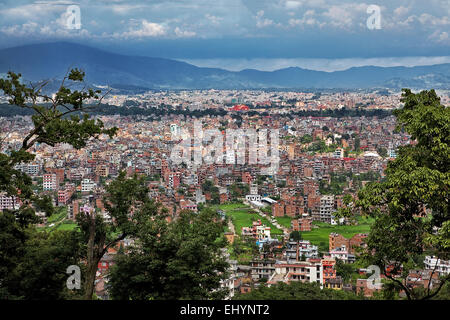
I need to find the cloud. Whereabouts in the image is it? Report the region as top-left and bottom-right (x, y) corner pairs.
(110, 4), (146, 15)
(289, 10), (323, 28)
(418, 13), (450, 26)
(429, 30), (450, 44)
(393, 6), (409, 17)
(205, 14), (223, 25)
(322, 4), (368, 29)
(285, 1), (302, 10)
(1, 22), (39, 36)
(174, 27), (196, 38)
(256, 10), (274, 28)
(116, 19), (166, 38)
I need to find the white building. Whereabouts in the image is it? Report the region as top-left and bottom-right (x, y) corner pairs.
(0, 193), (20, 211)
(330, 245), (355, 264)
(267, 259), (323, 288)
(284, 240), (319, 260)
(81, 178), (96, 192)
(250, 183), (258, 195)
(318, 195), (335, 223)
(334, 147), (344, 159)
(424, 256), (450, 275)
(43, 173), (57, 191)
(246, 194), (261, 202)
(256, 225), (271, 241)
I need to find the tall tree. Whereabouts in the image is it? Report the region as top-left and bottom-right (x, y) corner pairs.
(76, 171), (157, 299)
(355, 89), (449, 300)
(108, 208), (229, 300)
(0, 69), (117, 298)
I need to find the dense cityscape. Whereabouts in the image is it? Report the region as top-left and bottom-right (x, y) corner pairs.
(1, 87), (449, 300)
(0, 1), (449, 314)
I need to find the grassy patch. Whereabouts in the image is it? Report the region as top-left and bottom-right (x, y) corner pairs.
(212, 203), (283, 236)
(275, 216), (294, 229)
(47, 206), (67, 223)
(301, 217), (373, 252)
(55, 222), (78, 231)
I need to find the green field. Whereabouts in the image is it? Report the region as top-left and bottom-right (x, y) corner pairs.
(47, 206), (67, 223)
(275, 216), (294, 229)
(302, 217), (374, 252)
(55, 221), (78, 231)
(213, 203), (283, 237)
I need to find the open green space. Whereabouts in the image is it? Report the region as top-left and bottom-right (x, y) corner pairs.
(55, 221), (78, 231)
(275, 216), (294, 229)
(47, 206), (67, 223)
(212, 203), (283, 237)
(301, 216), (374, 252)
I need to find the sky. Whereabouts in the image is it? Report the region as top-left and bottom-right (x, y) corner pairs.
(0, 0), (449, 71)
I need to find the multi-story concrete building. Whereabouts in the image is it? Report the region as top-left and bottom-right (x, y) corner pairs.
(313, 195), (335, 223)
(267, 258), (324, 287)
(81, 178), (96, 193)
(284, 240), (318, 260)
(43, 173), (57, 191)
(424, 256), (450, 275)
(0, 193), (20, 211)
(251, 259), (276, 280)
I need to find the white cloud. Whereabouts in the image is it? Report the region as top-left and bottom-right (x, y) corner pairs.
(393, 6), (409, 17)
(418, 13), (450, 26)
(117, 20), (166, 39)
(285, 1), (302, 10)
(256, 10), (274, 28)
(322, 4), (368, 29)
(205, 14), (223, 25)
(429, 30), (450, 44)
(289, 10), (323, 28)
(110, 4), (146, 15)
(174, 27), (196, 38)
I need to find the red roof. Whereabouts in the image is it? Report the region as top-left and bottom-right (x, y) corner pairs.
(230, 104), (250, 111)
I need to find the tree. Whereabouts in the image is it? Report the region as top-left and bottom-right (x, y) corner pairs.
(6, 230), (83, 300)
(76, 171), (157, 299)
(335, 258), (354, 283)
(0, 69), (117, 299)
(289, 231), (302, 241)
(354, 135), (360, 151)
(108, 208), (229, 300)
(233, 281), (361, 300)
(300, 134), (313, 144)
(377, 146), (388, 158)
(355, 89), (449, 300)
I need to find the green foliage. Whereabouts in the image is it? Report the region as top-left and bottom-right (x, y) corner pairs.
(356, 89), (450, 300)
(300, 134), (313, 144)
(1, 229), (83, 299)
(0, 69), (118, 299)
(354, 136), (360, 151)
(76, 172), (162, 299)
(377, 146), (388, 158)
(233, 281), (362, 300)
(289, 231), (302, 241)
(108, 209), (229, 300)
(335, 259), (354, 283)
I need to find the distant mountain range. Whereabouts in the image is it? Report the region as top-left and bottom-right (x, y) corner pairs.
(0, 42), (449, 91)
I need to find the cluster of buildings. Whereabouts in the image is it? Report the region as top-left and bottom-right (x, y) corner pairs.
(1, 88), (449, 299)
